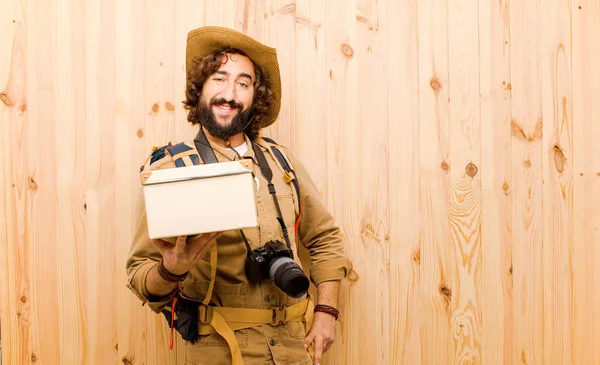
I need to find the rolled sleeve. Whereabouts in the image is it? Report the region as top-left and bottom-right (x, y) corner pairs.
(281, 147), (352, 285)
(125, 190), (177, 313)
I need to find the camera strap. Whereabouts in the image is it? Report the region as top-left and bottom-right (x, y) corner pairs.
(193, 128), (219, 164)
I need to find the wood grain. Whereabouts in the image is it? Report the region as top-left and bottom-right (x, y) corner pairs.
(541, 0), (574, 364)
(448, 0), (483, 363)
(510, 0), (544, 363)
(479, 0), (513, 364)
(0, 1), (29, 364)
(572, 1), (600, 364)
(27, 0), (62, 363)
(115, 0), (149, 363)
(386, 0), (421, 364)
(355, 0), (391, 363)
(417, 0), (454, 363)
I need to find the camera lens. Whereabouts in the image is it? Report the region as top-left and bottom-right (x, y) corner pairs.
(269, 257), (309, 298)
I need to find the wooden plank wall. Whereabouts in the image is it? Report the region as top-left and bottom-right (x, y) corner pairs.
(1, 0), (599, 364)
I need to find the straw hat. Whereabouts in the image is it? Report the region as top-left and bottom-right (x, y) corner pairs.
(186, 26), (282, 128)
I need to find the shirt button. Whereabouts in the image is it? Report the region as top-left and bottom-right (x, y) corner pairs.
(264, 295), (271, 302)
(269, 339), (276, 346)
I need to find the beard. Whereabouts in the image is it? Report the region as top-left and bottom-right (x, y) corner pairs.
(197, 96), (254, 141)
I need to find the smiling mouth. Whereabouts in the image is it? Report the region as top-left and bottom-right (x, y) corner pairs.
(215, 104), (236, 110)
(213, 103), (239, 115)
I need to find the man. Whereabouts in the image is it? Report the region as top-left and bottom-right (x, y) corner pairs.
(127, 26), (351, 365)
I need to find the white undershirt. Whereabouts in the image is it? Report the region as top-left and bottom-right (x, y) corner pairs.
(233, 142), (249, 156)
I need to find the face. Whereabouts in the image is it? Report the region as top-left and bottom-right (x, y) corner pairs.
(198, 53), (256, 140)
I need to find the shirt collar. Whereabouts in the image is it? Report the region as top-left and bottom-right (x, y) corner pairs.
(196, 131), (259, 164)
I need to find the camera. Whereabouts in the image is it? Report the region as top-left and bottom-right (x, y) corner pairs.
(245, 240), (309, 298)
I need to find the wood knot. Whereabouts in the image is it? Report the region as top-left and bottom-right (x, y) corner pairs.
(151, 103), (160, 113)
(115, 343), (118, 351)
(508, 266), (513, 276)
(329, 70), (333, 79)
(465, 163), (478, 177)
(31, 353), (37, 362)
(122, 357), (133, 365)
(20, 295), (27, 303)
(413, 249), (420, 265)
(165, 101), (175, 111)
(441, 161), (449, 172)
(440, 286), (452, 297)
(502, 181), (510, 195)
(430, 76), (442, 94)
(523, 160), (532, 168)
(553, 144), (566, 173)
(340, 44), (354, 58)
(439, 285), (452, 307)
(0, 92), (14, 106)
(28, 176), (38, 191)
(136, 128), (144, 139)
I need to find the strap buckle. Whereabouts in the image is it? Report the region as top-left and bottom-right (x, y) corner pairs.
(271, 307), (286, 326)
(199, 305), (214, 324)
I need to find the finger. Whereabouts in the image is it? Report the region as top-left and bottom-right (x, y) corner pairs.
(304, 331), (315, 349)
(314, 335), (323, 365)
(151, 238), (171, 250)
(175, 235), (187, 247)
(187, 232), (217, 252)
(323, 337), (333, 353)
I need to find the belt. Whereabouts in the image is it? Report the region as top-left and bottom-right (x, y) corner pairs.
(196, 298), (315, 365)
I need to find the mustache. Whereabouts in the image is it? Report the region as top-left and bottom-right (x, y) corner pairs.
(210, 98), (243, 110)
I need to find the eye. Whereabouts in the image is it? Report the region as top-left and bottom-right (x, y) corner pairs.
(213, 77), (226, 82)
(237, 81), (249, 88)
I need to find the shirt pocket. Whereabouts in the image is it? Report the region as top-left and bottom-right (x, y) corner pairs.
(277, 194), (297, 241)
(184, 329), (249, 364)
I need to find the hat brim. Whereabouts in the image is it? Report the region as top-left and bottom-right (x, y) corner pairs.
(186, 26), (281, 128)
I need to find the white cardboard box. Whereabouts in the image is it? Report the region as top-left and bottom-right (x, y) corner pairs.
(140, 160), (258, 239)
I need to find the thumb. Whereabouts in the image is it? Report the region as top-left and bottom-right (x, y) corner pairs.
(175, 236), (187, 247)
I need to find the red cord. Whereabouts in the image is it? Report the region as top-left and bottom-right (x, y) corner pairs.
(169, 296), (178, 350)
(294, 203), (302, 235)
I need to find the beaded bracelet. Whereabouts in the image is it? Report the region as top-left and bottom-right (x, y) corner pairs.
(156, 260), (188, 282)
(314, 304), (340, 320)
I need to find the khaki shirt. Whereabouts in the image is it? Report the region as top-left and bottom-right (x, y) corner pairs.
(126, 134), (351, 365)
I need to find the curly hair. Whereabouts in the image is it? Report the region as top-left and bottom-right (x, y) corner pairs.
(183, 47), (275, 140)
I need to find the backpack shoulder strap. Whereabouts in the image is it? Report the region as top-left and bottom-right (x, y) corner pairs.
(139, 140), (201, 174)
(256, 137), (296, 179)
(256, 137), (302, 234)
(165, 141), (201, 167)
(139, 143), (173, 172)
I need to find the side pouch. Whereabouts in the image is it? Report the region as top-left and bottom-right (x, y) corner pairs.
(161, 296), (201, 343)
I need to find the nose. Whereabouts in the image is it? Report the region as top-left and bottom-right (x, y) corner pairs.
(221, 80), (236, 101)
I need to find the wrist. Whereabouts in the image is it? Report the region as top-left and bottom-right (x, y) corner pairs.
(156, 260), (188, 282)
(314, 304), (339, 320)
